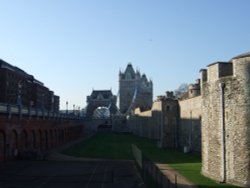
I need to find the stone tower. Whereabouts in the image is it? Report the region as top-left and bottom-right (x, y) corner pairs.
(119, 63), (153, 114)
(201, 52), (250, 187)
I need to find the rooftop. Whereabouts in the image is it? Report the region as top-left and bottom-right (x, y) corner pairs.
(231, 52), (250, 60)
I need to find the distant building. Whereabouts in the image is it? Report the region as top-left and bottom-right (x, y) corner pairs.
(0, 59), (60, 112)
(119, 63), (153, 114)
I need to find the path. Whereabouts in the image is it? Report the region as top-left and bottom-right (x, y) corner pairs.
(155, 163), (198, 188)
(0, 134), (198, 188)
(48, 135), (197, 188)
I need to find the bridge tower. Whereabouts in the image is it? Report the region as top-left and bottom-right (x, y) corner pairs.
(86, 90), (118, 118)
(119, 63), (153, 114)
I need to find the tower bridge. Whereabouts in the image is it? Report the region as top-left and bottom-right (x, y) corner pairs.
(85, 90), (118, 118)
(85, 63), (153, 119)
(1, 53), (250, 186)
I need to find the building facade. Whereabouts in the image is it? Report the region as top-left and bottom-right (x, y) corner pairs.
(0, 59), (60, 112)
(119, 63), (153, 114)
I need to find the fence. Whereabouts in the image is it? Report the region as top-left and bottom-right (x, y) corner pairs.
(131, 144), (178, 188)
(0, 102), (83, 120)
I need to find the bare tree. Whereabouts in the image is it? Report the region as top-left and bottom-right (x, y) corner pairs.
(174, 83), (189, 99)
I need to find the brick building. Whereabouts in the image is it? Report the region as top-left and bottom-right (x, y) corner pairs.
(0, 59), (59, 112)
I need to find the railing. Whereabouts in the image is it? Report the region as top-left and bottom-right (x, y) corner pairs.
(0, 102), (84, 120)
(132, 144), (178, 188)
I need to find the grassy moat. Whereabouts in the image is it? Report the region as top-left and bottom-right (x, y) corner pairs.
(62, 133), (239, 188)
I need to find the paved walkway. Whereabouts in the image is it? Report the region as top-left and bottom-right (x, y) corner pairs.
(155, 163), (198, 188)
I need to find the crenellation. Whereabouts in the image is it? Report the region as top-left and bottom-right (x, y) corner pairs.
(188, 79), (200, 98)
(218, 62), (233, 77)
(166, 91), (174, 99)
(126, 51), (250, 187)
(200, 69), (207, 83)
(201, 52), (250, 187)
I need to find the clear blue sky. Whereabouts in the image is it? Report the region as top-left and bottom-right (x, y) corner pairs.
(1, 0), (250, 110)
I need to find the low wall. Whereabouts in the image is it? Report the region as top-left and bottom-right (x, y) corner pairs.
(127, 101), (162, 141)
(83, 118), (110, 132)
(132, 144), (179, 188)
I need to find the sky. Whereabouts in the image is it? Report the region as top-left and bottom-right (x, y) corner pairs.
(1, 0), (250, 110)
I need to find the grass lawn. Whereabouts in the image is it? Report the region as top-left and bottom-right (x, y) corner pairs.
(62, 133), (239, 188)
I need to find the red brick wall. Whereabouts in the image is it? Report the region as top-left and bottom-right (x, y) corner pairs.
(0, 115), (83, 161)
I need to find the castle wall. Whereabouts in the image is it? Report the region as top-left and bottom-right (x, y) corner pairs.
(201, 58), (250, 187)
(128, 96), (179, 148)
(123, 53), (250, 187)
(179, 96), (202, 152)
(160, 98), (179, 148)
(127, 100), (162, 141)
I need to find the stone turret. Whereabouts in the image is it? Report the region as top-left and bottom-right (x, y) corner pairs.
(188, 79), (200, 98)
(201, 52), (250, 187)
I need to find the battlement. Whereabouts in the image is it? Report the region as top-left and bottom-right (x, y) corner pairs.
(201, 52), (250, 84)
(231, 53), (250, 78)
(201, 52), (250, 187)
(201, 62), (233, 83)
(188, 79), (200, 98)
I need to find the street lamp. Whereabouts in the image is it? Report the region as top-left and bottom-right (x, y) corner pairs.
(66, 101), (68, 115)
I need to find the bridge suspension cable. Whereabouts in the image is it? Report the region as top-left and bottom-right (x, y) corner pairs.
(125, 86), (138, 115)
(100, 83), (138, 116)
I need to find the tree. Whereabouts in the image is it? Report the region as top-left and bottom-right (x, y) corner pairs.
(174, 83), (189, 99)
